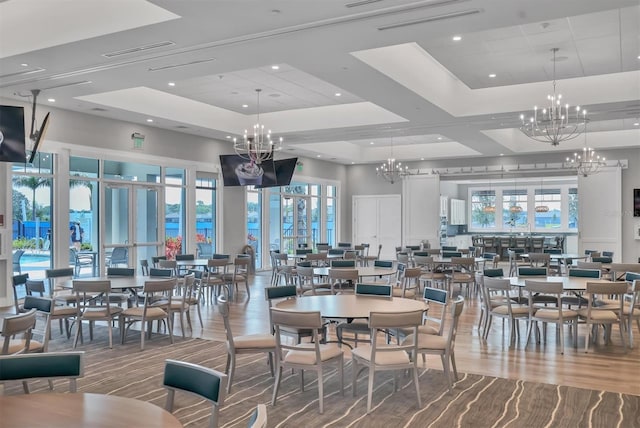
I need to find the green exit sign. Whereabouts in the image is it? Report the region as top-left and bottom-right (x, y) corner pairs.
(132, 132), (145, 150)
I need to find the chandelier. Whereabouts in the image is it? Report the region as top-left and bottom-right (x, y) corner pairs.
(375, 138), (411, 184)
(535, 178), (549, 212)
(565, 122), (606, 177)
(234, 89), (283, 164)
(519, 48), (587, 146)
(509, 205), (523, 213)
(483, 205), (496, 213)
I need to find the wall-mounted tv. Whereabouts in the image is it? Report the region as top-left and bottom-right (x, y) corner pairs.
(0, 105), (26, 162)
(219, 154), (277, 187)
(255, 157), (298, 189)
(634, 189), (640, 217)
(28, 112), (50, 164)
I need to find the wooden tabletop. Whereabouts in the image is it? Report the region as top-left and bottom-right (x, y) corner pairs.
(312, 266), (396, 277)
(58, 276), (167, 290)
(0, 393), (182, 428)
(521, 253), (588, 260)
(508, 276), (610, 291)
(275, 294), (428, 319)
(175, 259), (217, 267)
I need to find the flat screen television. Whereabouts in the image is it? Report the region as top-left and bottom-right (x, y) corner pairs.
(28, 111), (50, 164)
(0, 105), (26, 162)
(634, 189), (640, 217)
(219, 154), (277, 187)
(255, 157), (298, 188)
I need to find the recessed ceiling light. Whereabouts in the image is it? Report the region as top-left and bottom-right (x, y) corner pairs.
(146, 119), (153, 123)
(499, 153), (504, 156)
(421, 158), (425, 161)
(168, 82), (175, 87)
(226, 135), (231, 139)
(452, 35), (462, 41)
(317, 155), (321, 158)
(437, 137), (442, 140)
(242, 104), (248, 108)
(271, 65), (280, 70)
(488, 73), (496, 78)
(637, 55), (640, 59)
(20, 63), (28, 67)
(47, 98), (55, 103)
(370, 142), (374, 145)
(634, 122), (640, 126)
(351, 162), (355, 164)
(334, 92), (342, 97)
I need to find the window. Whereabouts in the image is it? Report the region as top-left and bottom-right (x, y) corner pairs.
(568, 188), (578, 229)
(165, 168), (186, 257)
(247, 186), (262, 268)
(502, 189), (528, 229)
(534, 188), (561, 229)
(470, 190), (496, 229)
(70, 156), (99, 261)
(195, 175), (216, 255)
(326, 185), (336, 247)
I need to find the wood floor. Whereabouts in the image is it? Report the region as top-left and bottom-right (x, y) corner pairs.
(192, 271), (640, 396)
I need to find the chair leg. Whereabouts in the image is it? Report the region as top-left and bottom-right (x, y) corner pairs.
(196, 304), (204, 328)
(352, 359), (358, 397)
(366, 366), (375, 414)
(272, 366), (282, 406)
(413, 366), (422, 408)
(318, 367), (324, 414)
(450, 350), (459, 381)
(227, 354), (235, 394)
(441, 354), (452, 393)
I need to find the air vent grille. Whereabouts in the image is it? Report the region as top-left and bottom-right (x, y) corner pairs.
(148, 57), (217, 72)
(0, 67), (45, 79)
(102, 41), (176, 58)
(378, 8), (482, 30)
(346, 0), (383, 8)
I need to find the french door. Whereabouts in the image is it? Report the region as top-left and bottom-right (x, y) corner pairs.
(281, 195), (311, 253)
(103, 184), (162, 272)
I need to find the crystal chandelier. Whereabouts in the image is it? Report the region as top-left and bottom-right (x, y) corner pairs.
(520, 48), (587, 146)
(565, 123), (606, 177)
(375, 138), (411, 184)
(234, 89), (283, 164)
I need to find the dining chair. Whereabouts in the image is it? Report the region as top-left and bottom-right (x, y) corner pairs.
(622, 276), (640, 348)
(335, 284), (393, 348)
(217, 295), (276, 393)
(1, 309), (37, 355)
(120, 278), (176, 350)
(447, 257), (475, 296)
(69, 248), (94, 277)
(183, 270), (204, 328)
(72, 280), (123, 349)
(264, 286), (318, 343)
(167, 273), (196, 337)
(21, 296), (53, 354)
(163, 359), (227, 428)
(108, 246), (129, 267)
(271, 308), (344, 414)
(419, 256), (447, 290)
(26, 279), (76, 339)
(394, 267), (421, 298)
(45, 268), (81, 307)
(105, 267), (135, 307)
(361, 244), (382, 266)
(330, 259), (356, 268)
(158, 260), (178, 277)
(229, 256), (251, 299)
(305, 252), (327, 267)
(296, 266), (332, 296)
(12, 249), (25, 274)
(247, 404), (268, 428)
(328, 268), (359, 294)
(482, 277), (529, 346)
(578, 282), (628, 353)
(202, 258), (229, 304)
(402, 296), (465, 392)
(11, 274), (30, 314)
(352, 309), (424, 413)
(523, 280), (578, 354)
(0, 352), (84, 394)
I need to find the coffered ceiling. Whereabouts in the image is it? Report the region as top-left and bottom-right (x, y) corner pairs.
(1, 0), (639, 164)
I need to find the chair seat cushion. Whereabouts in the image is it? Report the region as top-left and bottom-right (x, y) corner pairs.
(52, 306), (78, 316)
(420, 273), (446, 281)
(55, 294), (81, 303)
(492, 304), (530, 315)
(392, 288), (416, 298)
(7, 339), (44, 354)
(336, 320), (369, 334)
(121, 307), (167, 319)
(578, 309), (619, 321)
(534, 308), (578, 320)
(351, 344), (410, 365)
(233, 333), (276, 349)
(402, 333), (447, 350)
(449, 273), (473, 282)
(417, 324), (440, 335)
(284, 343), (342, 364)
(302, 288), (333, 296)
(82, 307), (123, 319)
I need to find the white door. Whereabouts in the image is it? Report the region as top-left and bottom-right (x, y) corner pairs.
(578, 167), (621, 261)
(402, 175), (440, 248)
(353, 195), (401, 260)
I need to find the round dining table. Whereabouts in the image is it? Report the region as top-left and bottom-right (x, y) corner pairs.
(275, 294), (428, 319)
(0, 393), (183, 428)
(58, 275), (166, 291)
(312, 266), (396, 278)
(508, 275), (610, 291)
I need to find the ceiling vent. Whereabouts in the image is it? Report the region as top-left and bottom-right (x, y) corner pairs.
(148, 57), (217, 72)
(42, 80), (92, 91)
(378, 8), (482, 30)
(346, 0), (384, 7)
(90, 107), (108, 112)
(102, 41), (176, 58)
(0, 67), (45, 80)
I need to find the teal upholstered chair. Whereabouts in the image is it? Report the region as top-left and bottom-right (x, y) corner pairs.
(0, 351), (84, 394)
(163, 359), (227, 428)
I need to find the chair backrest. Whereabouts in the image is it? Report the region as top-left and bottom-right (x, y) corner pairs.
(216, 295), (236, 348)
(107, 267), (135, 276)
(483, 276), (512, 292)
(451, 257), (475, 272)
(609, 263), (640, 281)
(13, 249), (25, 264)
(73, 280), (114, 318)
(602, 251), (614, 258)
(523, 280), (563, 308)
(624, 271), (640, 282)
(175, 254), (195, 261)
(328, 268), (359, 282)
(445, 296), (465, 347)
(163, 359), (227, 428)
(296, 266), (315, 281)
(22, 296), (53, 353)
(25, 280), (46, 297)
(296, 261), (312, 268)
(374, 260), (393, 268)
(1, 309), (37, 355)
(518, 266), (548, 276)
(213, 253), (230, 259)
(305, 253), (326, 265)
(368, 310), (424, 362)
(442, 246), (457, 251)
(264, 285), (297, 303)
(296, 248), (313, 255)
(110, 247), (129, 264)
(0, 352), (84, 393)
(197, 243), (213, 258)
(140, 259), (150, 275)
(152, 255), (167, 266)
(149, 268), (174, 277)
(338, 242), (352, 248)
(544, 248), (562, 255)
(328, 248), (345, 255)
(343, 250), (358, 260)
(355, 283), (392, 297)
(45, 267), (74, 279)
(158, 260), (177, 274)
(528, 253), (550, 267)
(316, 243), (331, 252)
(141, 279), (176, 312)
(12, 274), (30, 314)
(483, 268), (504, 277)
(591, 256), (612, 264)
(583, 282), (628, 315)
(442, 251), (462, 258)
(576, 261), (602, 270)
(422, 287), (448, 334)
(247, 404), (268, 428)
(270, 309), (324, 358)
(330, 259), (356, 268)
(568, 268), (601, 279)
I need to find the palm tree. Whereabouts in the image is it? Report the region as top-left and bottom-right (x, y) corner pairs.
(12, 176), (50, 220)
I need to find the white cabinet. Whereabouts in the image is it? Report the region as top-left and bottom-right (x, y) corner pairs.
(439, 196), (448, 218)
(450, 199), (466, 225)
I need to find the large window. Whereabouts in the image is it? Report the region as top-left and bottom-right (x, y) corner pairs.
(247, 186), (262, 268)
(470, 190), (496, 229)
(326, 185), (336, 247)
(502, 189), (528, 229)
(568, 188), (578, 229)
(534, 189), (561, 229)
(165, 168), (186, 258)
(195, 175), (217, 256)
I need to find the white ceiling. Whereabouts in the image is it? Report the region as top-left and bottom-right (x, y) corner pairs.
(0, 0), (639, 165)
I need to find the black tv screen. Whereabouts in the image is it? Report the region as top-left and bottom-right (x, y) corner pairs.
(0, 105), (26, 162)
(634, 189), (640, 217)
(219, 154), (277, 187)
(255, 157), (298, 189)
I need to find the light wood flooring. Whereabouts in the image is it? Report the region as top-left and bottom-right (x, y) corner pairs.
(191, 271), (640, 396)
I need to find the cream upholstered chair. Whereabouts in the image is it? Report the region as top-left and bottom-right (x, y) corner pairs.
(335, 284), (393, 348)
(202, 258), (229, 304)
(403, 296), (465, 392)
(394, 267), (421, 298)
(265, 286), (320, 343)
(271, 308), (344, 414)
(419, 256), (447, 290)
(328, 268), (359, 294)
(482, 277), (529, 346)
(163, 359), (227, 428)
(394, 286), (448, 345)
(523, 280), (578, 354)
(228, 256), (251, 299)
(296, 266), (332, 296)
(1, 309), (37, 355)
(578, 282), (628, 353)
(26, 279), (77, 339)
(0, 352), (84, 394)
(622, 276), (640, 349)
(447, 257), (475, 296)
(72, 280), (123, 349)
(45, 268), (81, 307)
(167, 273), (196, 337)
(218, 295), (276, 393)
(352, 309), (424, 413)
(120, 278), (176, 350)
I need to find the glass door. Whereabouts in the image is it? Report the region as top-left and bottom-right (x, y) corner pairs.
(104, 184), (161, 273)
(281, 195), (311, 253)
